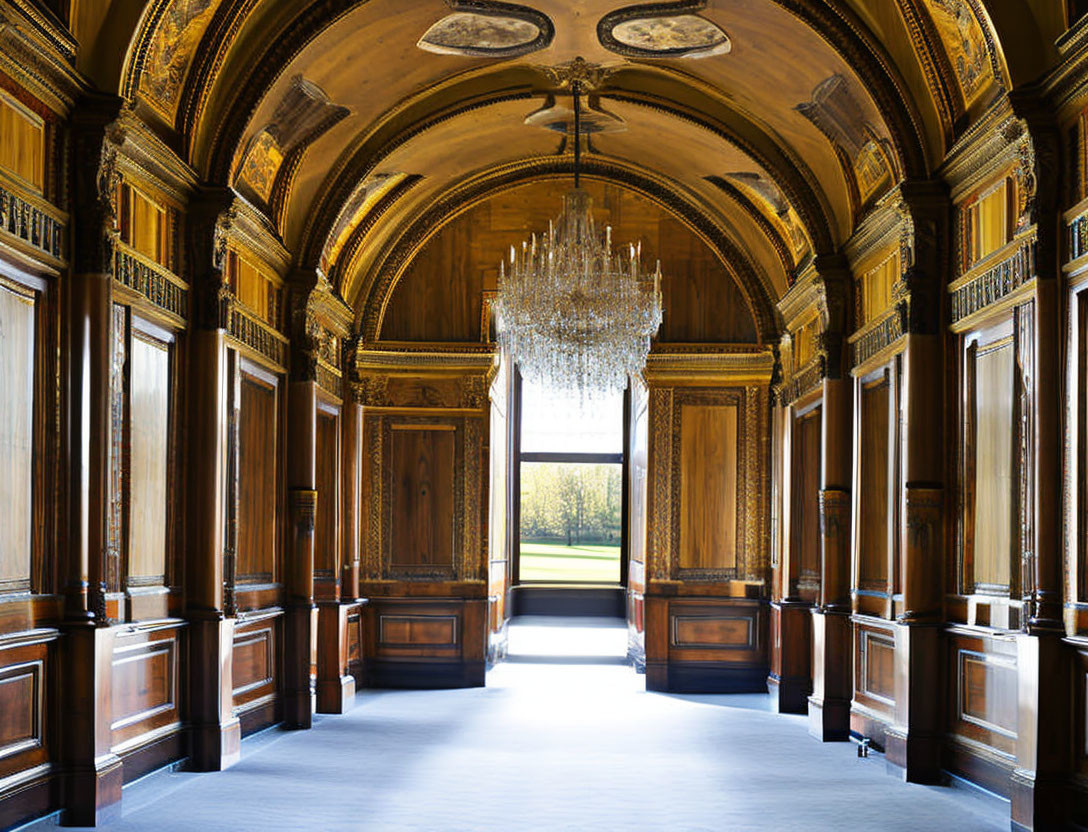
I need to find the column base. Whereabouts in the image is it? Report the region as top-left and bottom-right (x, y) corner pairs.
(283, 603), (314, 730)
(316, 675), (356, 715)
(187, 616), (242, 771)
(61, 754), (123, 827)
(768, 673), (811, 713)
(808, 694), (850, 741)
(884, 725), (942, 784)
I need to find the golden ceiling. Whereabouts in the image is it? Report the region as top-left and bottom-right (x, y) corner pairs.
(69, 0), (1069, 322)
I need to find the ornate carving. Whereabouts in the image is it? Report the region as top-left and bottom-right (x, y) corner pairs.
(779, 358), (824, 405)
(949, 236), (1036, 323)
(113, 246), (189, 320)
(227, 305), (289, 369)
(649, 386), (673, 582)
(538, 56), (616, 91)
(851, 307), (904, 368)
(0, 182), (66, 262)
(72, 99), (126, 275)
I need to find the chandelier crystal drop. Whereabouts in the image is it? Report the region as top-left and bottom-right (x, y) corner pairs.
(494, 82), (664, 399)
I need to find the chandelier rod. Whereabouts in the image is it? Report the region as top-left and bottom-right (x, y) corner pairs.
(573, 81), (581, 189)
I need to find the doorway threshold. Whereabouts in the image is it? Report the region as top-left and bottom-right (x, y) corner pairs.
(511, 584), (625, 617)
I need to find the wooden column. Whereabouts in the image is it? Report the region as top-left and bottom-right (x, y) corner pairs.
(316, 388), (362, 714)
(285, 376), (317, 728)
(186, 326), (241, 771)
(809, 376), (852, 740)
(60, 267), (123, 825)
(58, 102), (125, 825)
(885, 330), (944, 783)
(772, 397), (812, 714)
(1009, 93), (1070, 831)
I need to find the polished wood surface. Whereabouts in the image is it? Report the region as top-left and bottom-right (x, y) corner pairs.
(390, 426), (456, 570)
(127, 332), (170, 585)
(790, 407), (821, 599)
(0, 280), (34, 590)
(857, 375), (890, 592)
(678, 404), (738, 571)
(315, 408), (340, 583)
(238, 372), (278, 583)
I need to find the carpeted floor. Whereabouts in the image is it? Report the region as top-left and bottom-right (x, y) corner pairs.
(53, 616), (1008, 832)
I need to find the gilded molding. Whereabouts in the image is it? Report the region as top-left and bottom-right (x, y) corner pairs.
(948, 234), (1037, 328)
(0, 2), (83, 113)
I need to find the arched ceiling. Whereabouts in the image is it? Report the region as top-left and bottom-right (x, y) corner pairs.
(86, 0), (1071, 322)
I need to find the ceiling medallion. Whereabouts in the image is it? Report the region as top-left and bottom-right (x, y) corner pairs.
(494, 79), (663, 399)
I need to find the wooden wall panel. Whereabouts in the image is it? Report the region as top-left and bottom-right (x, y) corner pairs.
(380, 180), (759, 343)
(858, 376), (890, 589)
(972, 340), (1014, 591)
(237, 372), (278, 584)
(944, 631), (1018, 795)
(232, 613), (282, 734)
(0, 281), (34, 593)
(0, 635), (52, 790)
(389, 426), (455, 571)
(791, 407), (821, 596)
(315, 409), (339, 579)
(678, 404), (738, 571)
(128, 333), (170, 583)
(0, 91), (44, 191)
(851, 620), (896, 744)
(110, 627), (183, 756)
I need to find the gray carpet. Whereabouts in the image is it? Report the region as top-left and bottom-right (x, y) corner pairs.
(58, 617), (1007, 831)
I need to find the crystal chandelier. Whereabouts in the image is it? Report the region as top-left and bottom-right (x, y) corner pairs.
(494, 83), (663, 399)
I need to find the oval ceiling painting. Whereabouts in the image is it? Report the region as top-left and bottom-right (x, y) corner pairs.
(418, 10), (552, 57)
(604, 13), (730, 58)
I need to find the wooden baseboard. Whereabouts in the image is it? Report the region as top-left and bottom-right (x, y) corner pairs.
(364, 659), (485, 689)
(646, 661), (768, 693)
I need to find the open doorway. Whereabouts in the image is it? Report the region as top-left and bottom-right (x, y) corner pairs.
(510, 373), (629, 616)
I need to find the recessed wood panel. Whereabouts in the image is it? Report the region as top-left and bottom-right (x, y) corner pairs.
(128, 333), (170, 584)
(973, 341), (1014, 590)
(858, 377), (890, 588)
(315, 410), (339, 576)
(0, 282), (34, 592)
(0, 92), (44, 191)
(679, 404), (738, 571)
(238, 374), (277, 583)
(379, 615), (458, 646)
(120, 184), (167, 266)
(232, 628), (274, 695)
(960, 650), (1017, 738)
(0, 661), (40, 759)
(671, 615), (753, 649)
(862, 632), (895, 703)
(791, 407), (822, 588)
(110, 642), (174, 731)
(389, 427), (455, 570)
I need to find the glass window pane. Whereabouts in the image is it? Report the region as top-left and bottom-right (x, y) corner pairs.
(519, 462), (622, 583)
(520, 378), (623, 454)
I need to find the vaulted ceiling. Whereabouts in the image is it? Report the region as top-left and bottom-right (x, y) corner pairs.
(73, 0), (1069, 331)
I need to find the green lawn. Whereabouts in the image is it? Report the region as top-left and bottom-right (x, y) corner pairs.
(519, 541), (621, 583)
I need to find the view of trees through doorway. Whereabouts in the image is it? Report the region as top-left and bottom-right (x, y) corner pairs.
(518, 377), (625, 584)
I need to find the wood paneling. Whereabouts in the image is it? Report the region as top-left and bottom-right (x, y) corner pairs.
(380, 180), (758, 343)
(128, 333), (170, 584)
(119, 184), (167, 266)
(0, 281), (34, 593)
(237, 372), (277, 583)
(679, 404), (738, 571)
(672, 615), (753, 649)
(858, 376), (890, 590)
(851, 620), (896, 730)
(0, 636), (51, 784)
(0, 661), (41, 757)
(315, 409), (339, 578)
(656, 216), (759, 343)
(972, 340), (1014, 591)
(110, 627), (182, 752)
(862, 632), (895, 702)
(389, 426), (455, 571)
(232, 612), (281, 734)
(791, 407), (821, 595)
(379, 615), (458, 646)
(0, 92), (44, 191)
